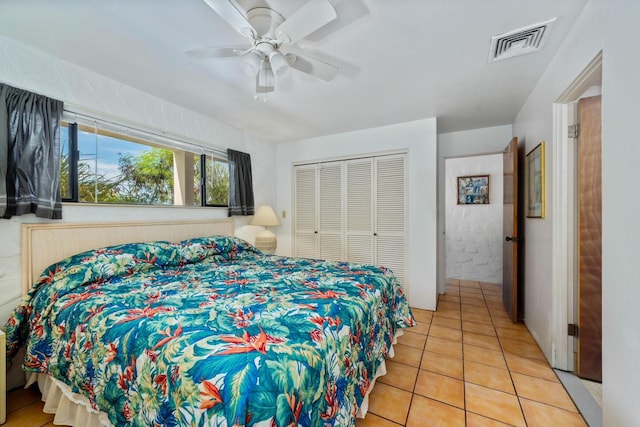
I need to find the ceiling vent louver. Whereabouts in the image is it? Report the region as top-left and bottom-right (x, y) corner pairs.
(488, 18), (557, 63)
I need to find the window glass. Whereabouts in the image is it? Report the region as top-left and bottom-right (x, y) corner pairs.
(60, 118), (229, 207)
(205, 155), (229, 206)
(59, 123), (71, 200)
(77, 125), (174, 204)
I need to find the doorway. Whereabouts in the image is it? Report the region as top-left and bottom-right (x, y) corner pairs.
(551, 52), (602, 406)
(444, 154), (503, 289)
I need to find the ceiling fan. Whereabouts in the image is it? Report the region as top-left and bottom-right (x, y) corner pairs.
(188, 0), (339, 101)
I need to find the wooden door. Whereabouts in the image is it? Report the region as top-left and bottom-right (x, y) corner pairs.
(503, 137), (520, 322)
(577, 95), (602, 382)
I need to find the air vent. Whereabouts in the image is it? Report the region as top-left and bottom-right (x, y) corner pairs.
(488, 18), (556, 63)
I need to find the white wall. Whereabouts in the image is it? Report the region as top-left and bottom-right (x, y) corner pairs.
(0, 35), (277, 330)
(445, 154), (503, 284)
(437, 125), (513, 293)
(602, 1), (640, 425)
(512, 0), (603, 362)
(276, 118), (438, 310)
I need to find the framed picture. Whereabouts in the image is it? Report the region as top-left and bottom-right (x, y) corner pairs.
(526, 141), (545, 218)
(457, 175), (490, 205)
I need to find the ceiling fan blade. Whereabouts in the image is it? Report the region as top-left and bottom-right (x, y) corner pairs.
(286, 53), (338, 81)
(202, 0), (256, 38)
(186, 46), (246, 59)
(276, 0), (337, 44)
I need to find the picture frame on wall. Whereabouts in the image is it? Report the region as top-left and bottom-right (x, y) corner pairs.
(526, 141), (545, 218)
(457, 175), (490, 205)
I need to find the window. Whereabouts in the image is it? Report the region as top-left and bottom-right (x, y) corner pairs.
(60, 120), (229, 207)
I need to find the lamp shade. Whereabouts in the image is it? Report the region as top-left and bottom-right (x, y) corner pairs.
(250, 205), (280, 227)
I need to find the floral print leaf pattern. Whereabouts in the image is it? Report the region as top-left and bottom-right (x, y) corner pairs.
(5, 235), (415, 427)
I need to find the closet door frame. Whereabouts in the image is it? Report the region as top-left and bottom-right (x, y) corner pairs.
(293, 150), (407, 283)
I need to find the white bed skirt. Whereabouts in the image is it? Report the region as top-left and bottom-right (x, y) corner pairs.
(30, 331), (403, 427)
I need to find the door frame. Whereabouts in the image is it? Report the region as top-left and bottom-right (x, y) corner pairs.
(551, 52), (602, 371)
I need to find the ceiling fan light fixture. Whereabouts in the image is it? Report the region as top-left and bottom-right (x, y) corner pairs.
(269, 51), (289, 76)
(255, 60), (275, 102)
(242, 50), (263, 76)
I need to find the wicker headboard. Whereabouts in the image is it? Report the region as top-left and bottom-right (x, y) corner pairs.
(20, 219), (234, 294)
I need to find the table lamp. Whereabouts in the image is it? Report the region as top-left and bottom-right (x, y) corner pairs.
(250, 205), (280, 254)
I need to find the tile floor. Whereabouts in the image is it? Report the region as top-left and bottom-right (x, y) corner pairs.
(356, 279), (589, 427)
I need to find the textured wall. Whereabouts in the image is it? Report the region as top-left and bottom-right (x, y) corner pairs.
(445, 154), (503, 283)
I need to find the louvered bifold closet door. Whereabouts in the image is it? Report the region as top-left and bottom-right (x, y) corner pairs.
(375, 154), (406, 285)
(294, 165), (318, 258)
(345, 158), (374, 264)
(318, 162), (344, 261)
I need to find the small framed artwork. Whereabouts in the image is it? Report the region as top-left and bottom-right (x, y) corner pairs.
(526, 141), (545, 218)
(457, 175), (490, 205)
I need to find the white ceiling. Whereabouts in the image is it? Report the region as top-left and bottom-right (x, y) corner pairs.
(0, 0), (587, 142)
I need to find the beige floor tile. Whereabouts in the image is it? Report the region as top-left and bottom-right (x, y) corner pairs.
(411, 308), (433, 323)
(445, 286), (460, 295)
(489, 309), (510, 320)
(432, 315), (462, 330)
(410, 321), (430, 336)
(7, 386), (42, 413)
(461, 311), (493, 325)
(414, 370), (464, 409)
(463, 344), (507, 370)
(425, 336), (463, 359)
(434, 309), (462, 320)
(463, 331), (501, 351)
(437, 301), (460, 311)
(421, 350), (464, 380)
(485, 300), (507, 310)
(397, 331), (427, 350)
(511, 373), (577, 412)
(460, 279), (481, 288)
(367, 383), (412, 425)
(429, 325), (463, 343)
(4, 401), (54, 427)
(461, 296), (486, 307)
(520, 398), (588, 427)
(406, 395), (465, 427)
(464, 360), (515, 394)
(460, 288), (483, 297)
(500, 338), (546, 361)
(390, 343), (423, 368)
(495, 327), (536, 344)
(483, 294), (503, 303)
(466, 412), (514, 427)
(378, 360), (418, 392)
(491, 318), (528, 331)
(503, 353), (559, 383)
(465, 383), (526, 427)
(356, 413), (403, 427)
(462, 320), (496, 337)
(438, 294), (461, 303)
(446, 278), (460, 286)
(461, 304), (490, 315)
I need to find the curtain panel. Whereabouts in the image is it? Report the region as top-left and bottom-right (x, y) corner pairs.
(227, 149), (254, 217)
(0, 83), (63, 219)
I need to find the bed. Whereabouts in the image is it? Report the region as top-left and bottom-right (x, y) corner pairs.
(6, 220), (414, 427)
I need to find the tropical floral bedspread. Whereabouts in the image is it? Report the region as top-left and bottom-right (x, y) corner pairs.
(5, 236), (414, 427)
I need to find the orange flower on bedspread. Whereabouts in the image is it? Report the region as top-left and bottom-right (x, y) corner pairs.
(116, 306), (174, 323)
(305, 290), (346, 299)
(200, 380), (223, 410)
(217, 328), (284, 355)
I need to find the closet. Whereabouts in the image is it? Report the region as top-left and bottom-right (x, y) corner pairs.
(294, 153), (406, 285)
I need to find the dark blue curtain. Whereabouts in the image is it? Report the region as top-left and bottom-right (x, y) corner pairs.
(0, 83), (63, 219)
(227, 149), (254, 216)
